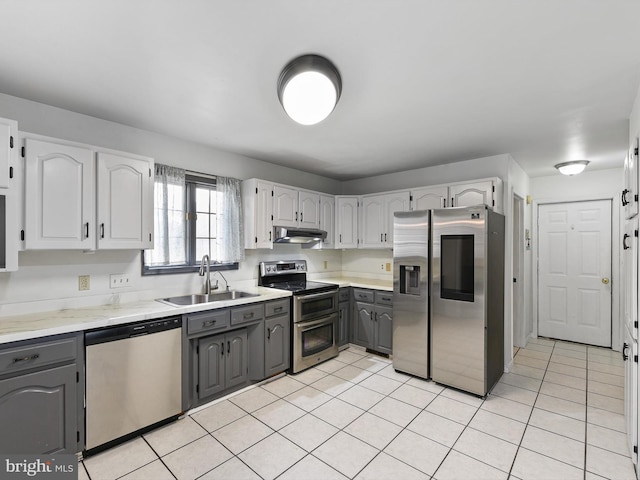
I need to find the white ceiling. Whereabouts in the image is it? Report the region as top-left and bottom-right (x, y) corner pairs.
(1, 1), (639, 180)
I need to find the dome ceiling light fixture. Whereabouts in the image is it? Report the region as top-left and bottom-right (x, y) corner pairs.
(277, 54), (342, 126)
(554, 160), (590, 176)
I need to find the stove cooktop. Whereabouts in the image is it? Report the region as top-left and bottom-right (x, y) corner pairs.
(262, 280), (338, 294)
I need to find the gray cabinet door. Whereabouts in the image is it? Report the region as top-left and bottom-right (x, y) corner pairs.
(338, 302), (350, 347)
(198, 334), (225, 399)
(375, 305), (393, 355)
(226, 330), (248, 389)
(353, 301), (374, 348)
(0, 364), (77, 454)
(265, 315), (290, 377)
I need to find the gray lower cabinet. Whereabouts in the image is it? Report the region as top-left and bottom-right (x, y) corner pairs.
(0, 333), (83, 454)
(264, 298), (291, 377)
(338, 288), (350, 348)
(187, 306), (259, 406)
(265, 315), (290, 377)
(198, 329), (248, 400)
(351, 289), (393, 355)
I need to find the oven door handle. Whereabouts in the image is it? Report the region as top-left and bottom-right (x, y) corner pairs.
(295, 313), (338, 329)
(295, 290), (338, 302)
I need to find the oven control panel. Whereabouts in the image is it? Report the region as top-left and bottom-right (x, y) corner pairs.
(260, 260), (307, 276)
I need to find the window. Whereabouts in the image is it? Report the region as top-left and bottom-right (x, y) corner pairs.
(143, 166), (244, 275)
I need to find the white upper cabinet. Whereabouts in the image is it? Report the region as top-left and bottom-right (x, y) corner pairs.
(24, 138), (95, 250)
(360, 191), (410, 248)
(319, 194), (334, 248)
(360, 195), (385, 248)
(241, 178), (274, 249)
(411, 185), (447, 210)
(96, 152), (153, 249)
(298, 190), (320, 229)
(0, 117), (18, 271)
(0, 118), (17, 189)
(335, 196), (359, 249)
(273, 186), (320, 229)
(624, 137), (639, 220)
(273, 185), (298, 227)
(449, 178), (502, 213)
(23, 136), (154, 251)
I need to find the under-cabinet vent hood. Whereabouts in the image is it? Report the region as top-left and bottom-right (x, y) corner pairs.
(273, 226), (327, 247)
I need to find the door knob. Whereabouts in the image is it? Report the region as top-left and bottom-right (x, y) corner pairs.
(602, 278), (610, 285)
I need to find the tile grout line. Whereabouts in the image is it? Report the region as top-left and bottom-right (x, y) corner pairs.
(504, 339), (554, 479)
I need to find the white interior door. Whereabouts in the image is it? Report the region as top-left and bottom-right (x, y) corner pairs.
(538, 200), (612, 346)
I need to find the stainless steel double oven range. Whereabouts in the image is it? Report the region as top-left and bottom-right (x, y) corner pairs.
(259, 260), (339, 373)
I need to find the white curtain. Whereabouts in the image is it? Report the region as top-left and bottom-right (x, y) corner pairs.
(216, 175), (245, 263)
(144, 164), (186, 266)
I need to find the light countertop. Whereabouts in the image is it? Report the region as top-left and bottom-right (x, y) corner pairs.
(314, 276), (393, 292)
(0, 287), (290, 345)
(0, 276), (393, 345)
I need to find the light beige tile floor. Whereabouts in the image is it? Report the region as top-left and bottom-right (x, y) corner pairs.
(81, 340), (636, 480)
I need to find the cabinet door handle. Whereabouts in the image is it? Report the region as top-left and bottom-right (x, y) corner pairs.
(381, 233), (383, 242)
(221, 343), (224, 356)
(100, 223), (105, 239)
(269, 231), (272, 241)
(274, 306), (283, 313)
(443, 198), (446, 208)
(623, 342), (629, 361)
(384, 233), (387, 242)
(622, 189), (630, 206)
(202, 320), (217, 328)
(451, 198), (454, 207)
(300, 212), (303, 222)
(623, 233), (630, 250)
(295, 212), (298, 221)
(85, 222), (89, 239)
(227, 341), (230, 354)
(13, 353), (40, 364)
(381, 297), (391, 302)
(339, 234), (342, 243)
(267, 328), (271, 340)
(243, 312), (254, 319)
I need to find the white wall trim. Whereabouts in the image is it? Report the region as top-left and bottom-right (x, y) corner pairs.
(532, 194), (621, 351)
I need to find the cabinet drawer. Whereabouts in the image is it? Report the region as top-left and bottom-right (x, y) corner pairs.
(375, 291), (393, 306)
(231, 304), (264, 326)
(339, 288), (350, 302)
(265, 299), (290, 318)
(353, 289), (374, 303)
(186, 309), (230, 335)
(0, 335), (78, 376)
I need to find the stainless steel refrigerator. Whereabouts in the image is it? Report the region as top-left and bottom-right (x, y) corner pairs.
(392, 210), (431, 379)
(431, 205), (505, 396)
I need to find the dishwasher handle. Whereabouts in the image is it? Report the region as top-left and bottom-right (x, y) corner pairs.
(85, 317), (181, 346)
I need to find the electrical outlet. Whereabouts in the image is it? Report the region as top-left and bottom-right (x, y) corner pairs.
(110, 274), (131, 289)
(386, 263), (391, 272)
(78, 275), (90, 291)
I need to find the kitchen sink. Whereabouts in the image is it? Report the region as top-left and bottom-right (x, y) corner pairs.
(158, 290), (258, 306)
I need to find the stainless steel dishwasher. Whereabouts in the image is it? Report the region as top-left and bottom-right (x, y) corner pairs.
(84, 316), (182, 453)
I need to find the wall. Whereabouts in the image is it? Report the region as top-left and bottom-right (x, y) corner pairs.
(341, 154), (510, 195)
(530, 167), (623, 349)
(0, 93), (342, 194)
(631, 83), (640, 141)
(0, 93), (343, 315)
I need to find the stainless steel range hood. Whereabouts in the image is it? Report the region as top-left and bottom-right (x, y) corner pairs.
(273, 226), (327, 247)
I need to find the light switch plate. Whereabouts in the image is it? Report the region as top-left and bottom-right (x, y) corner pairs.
(110, 274), (131, 289)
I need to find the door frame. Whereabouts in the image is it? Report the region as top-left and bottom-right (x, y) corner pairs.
(532, 194), (620, 351)
(513, 193), (526, 348)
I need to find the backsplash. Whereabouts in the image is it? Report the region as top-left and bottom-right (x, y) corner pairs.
(0, 246), (343, 316)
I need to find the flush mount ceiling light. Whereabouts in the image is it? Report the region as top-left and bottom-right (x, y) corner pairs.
(554, 160), (590, 176)
(277, 54), (342, 126)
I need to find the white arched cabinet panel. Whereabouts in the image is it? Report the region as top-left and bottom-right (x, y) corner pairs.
(97, 153), (153, 249)
(24, 139), (94, 249)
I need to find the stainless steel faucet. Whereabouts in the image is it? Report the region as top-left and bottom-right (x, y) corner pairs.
(199, 254), (217, 294)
